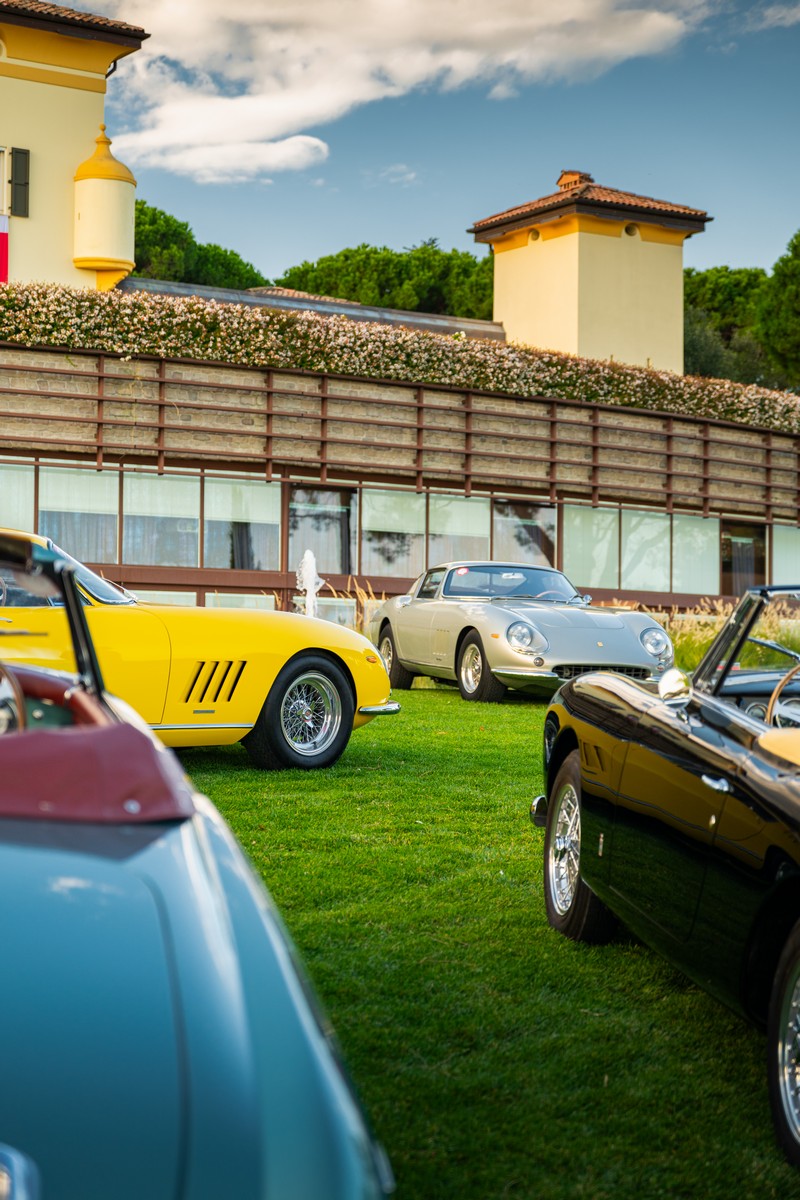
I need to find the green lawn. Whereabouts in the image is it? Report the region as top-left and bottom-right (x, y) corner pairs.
(178, 689), (798, 1199)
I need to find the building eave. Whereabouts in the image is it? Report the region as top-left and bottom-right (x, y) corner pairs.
(0, 4), (148, 48)
(470, 197), (711, 243)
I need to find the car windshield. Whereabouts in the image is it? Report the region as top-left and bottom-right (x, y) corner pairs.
(693, 589), (800, 721)
(50, 543), (134, 606)
(442, 565), (579, 601)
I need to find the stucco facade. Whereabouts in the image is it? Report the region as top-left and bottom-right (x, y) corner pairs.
(0, 2), (146, 289)
(471, 172), (710, 374)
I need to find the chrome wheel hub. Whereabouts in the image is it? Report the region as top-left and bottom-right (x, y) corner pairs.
(548, 783), (581, 916)
(379, 636), (393, 673)
(779, 964), (800, 1145)
(461, 645), (482, 692)
(280, 672), (342, 756)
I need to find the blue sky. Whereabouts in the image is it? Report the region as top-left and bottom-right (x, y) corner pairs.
(92, 0), (800, 283)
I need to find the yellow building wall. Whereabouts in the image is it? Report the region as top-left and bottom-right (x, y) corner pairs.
(493, 227), (581, 355)
(0, 73), (103, 287)
(0, 22), (137, 289)
(576, 224), (685, 373)
(491, 215), (687, 373)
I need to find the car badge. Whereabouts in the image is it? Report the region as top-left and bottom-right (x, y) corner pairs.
(597, 641), (604, 647)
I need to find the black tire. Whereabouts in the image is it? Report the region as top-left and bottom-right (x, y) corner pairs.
(378, 626), (415, 689)
(768, 919), (800, 1167)
(242, 654), (355, 770)
(543, 751), (615, 943)
(457, 633), (507, 703)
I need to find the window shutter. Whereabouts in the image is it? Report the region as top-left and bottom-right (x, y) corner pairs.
(10, 148), (30, 218)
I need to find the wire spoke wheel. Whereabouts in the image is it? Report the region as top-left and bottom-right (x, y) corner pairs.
(542, 750), (615, 942)
(547, 781), (581, 916)
(777, 959), (800, 1149)
(280, 671), (342, 756)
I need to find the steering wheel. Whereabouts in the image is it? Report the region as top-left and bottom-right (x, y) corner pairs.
(0, 663), (27, 732)
(533, 590), (565, 601)
(766, 663), (800, 725)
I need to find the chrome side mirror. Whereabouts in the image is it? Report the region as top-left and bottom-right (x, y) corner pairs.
(397, 595), (412, 608)
(658, 667), (691, 705)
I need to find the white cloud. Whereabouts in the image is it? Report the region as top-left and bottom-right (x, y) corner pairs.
(96, 0), (716, 184)
(747, 3), (800, 28)
(379, 164), (419, 187)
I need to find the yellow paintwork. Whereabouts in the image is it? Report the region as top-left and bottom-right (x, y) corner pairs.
(74, 126), (136, 183)
(0, 22), (136, 78)
(0, 529), (393, 750)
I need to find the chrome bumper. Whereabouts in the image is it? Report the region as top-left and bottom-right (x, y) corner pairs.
(358, 702), (401, 716)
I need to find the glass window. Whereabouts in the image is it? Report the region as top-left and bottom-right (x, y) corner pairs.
(721, 520), (765, 596)
(0, 461), (34, 530)
(417, 569), (445, 599)
(361, 489), (425, 577)
(672, 514), (720, 595)
(773, 526), (800, 585)
(288, 487), (357, 575)
(133, 590), (197, 606)
(292, 596), (357, 627)
(563, 506), (619, 590)
(492, 500), (555, 565)
(621, 510), (670, 592)
(123, 473), (200, 567)
(204, 478), (280, 570)
(204, 591), (276, 610)
(39, 466), (118, 563)
(428, 495), (490, 564)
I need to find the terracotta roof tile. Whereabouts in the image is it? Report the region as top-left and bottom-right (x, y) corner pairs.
(249, 285), (354, 306)
(470, 173), (709, 235)
(0, 0), (147, 40)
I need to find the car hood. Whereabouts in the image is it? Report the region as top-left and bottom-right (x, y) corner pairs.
(0, 829), (183, 1200)
(486, 600), (631, 631)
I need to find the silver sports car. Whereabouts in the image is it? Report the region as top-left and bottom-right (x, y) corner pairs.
(369, 561), (673, 701)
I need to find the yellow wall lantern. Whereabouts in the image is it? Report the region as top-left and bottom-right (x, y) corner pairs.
(74, 124), (136, 291)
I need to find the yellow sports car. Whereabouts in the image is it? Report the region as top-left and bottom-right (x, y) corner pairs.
(0, 529), (399, 769)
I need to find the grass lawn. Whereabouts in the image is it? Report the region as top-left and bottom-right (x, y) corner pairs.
(178, 689), (798, 1199)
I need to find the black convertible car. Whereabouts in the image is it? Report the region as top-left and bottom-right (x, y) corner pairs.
(532, 586), (800, 1168)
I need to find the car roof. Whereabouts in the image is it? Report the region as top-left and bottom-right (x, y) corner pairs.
(0, 526), (49, 549)
(428, 561), (562, 573)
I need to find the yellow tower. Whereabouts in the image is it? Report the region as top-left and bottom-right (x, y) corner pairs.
(0, 1), (147, 289)
(469, 171), (710, 374)
(74, 124), (136, 290)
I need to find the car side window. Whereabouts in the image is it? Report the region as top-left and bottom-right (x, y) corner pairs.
(417, 570), (445, 600)
(0, 566), (50, 607)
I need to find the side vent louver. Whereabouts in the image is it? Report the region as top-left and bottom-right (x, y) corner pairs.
(184, 661), (246, 705)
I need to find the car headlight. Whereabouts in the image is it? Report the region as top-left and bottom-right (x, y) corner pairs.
(640, 626), (673, 665)
(507, 621), (548, 655)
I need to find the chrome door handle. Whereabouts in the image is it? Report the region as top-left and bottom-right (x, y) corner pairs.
(702, 774), (731, 793)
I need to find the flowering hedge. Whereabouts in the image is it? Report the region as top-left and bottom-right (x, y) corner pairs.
(1, 281), (798, 433)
